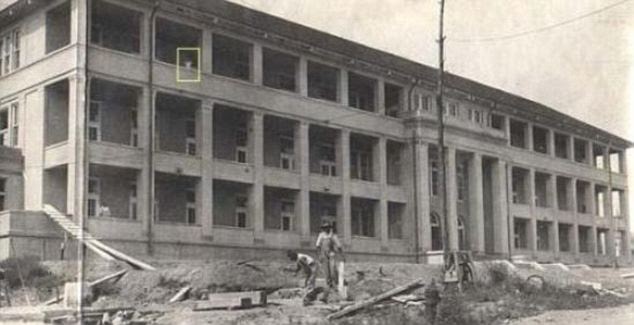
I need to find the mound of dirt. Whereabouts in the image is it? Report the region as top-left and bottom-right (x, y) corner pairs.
(106, 260), (300, 305)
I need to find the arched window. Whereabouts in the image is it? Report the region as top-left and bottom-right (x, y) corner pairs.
(431, 212), (443, 251)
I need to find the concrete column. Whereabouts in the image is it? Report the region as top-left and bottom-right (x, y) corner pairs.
(298, 57), (308, 97)
(504, 116), (511, 145)
(571, 178), (580, 259)
(492, 159), (510, 255)
(252, 43), (263, 85)
(70, 0), (88, 46)
(446, 147), (459, 250)
(468, 152), (485, 254)
(377, 137), (388, 247)
(200, 102), (213, 237)
(297, 122), (311, 238)
(66, 75), (86, 219)
(552, 221), (560, 259)
(376, 79), (385, 115)
(339, 70), (349, 106)
(379, 199), (389, 247)
(137, 87), (151, 236)
(252, 112), (264, 241)
(414, 137), (431, 252)
(567, 136), (574, 161)
(528, 168), (537, 255)
(202, 29), (213, 75)
(338, 129), (351, 244)
(624, 228), (632, 263)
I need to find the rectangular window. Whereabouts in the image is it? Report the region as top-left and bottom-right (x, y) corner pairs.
(212, 33), (251, 81)
(319, 143), (336, 176)
(307, 61), (339, 102)
(236, 123), (248, 163)
(130, 108), (138, 147)
(348, 72), (377, 112)
(263, 48), (298, 92)
(186, 188), (196, 224)
(87, 178), (100, 217)
(235, 195), (248, 228)
(88, 101), (101, 141)
(0, 29), (20, 75)
(46, 1), (71, 53)
(280, 136), (295, 170)
(185, 119), (196, 156)
(129, 182), (137, 220)
(350, 150), (372, 181)
(456, 162), (466, 201)
(280, 200), (294, 231)
(156, 18), (201, 67)
(0, 178), (6, 211)
(430, 160), (439, 196)
(91, 0), (141, 54)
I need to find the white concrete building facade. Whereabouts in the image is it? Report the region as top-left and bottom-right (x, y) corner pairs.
(0, 0), (630, 265)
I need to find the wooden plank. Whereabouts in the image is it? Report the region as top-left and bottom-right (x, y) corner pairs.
(194, 291), (266, 311)
(169, 286), (191, 303)
(620, 272), (634, 279)
(43, 205), (153, 270)
(87, 239), (156, 271)
(337, 261), (347, 299)
(43, 205), (115, 262)
(326, 279), (425, 320)
(88, 270), (128, 287)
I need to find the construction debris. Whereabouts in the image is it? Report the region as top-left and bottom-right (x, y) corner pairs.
(620, 272), (634, 279)
(326, 278), (425, 320)
(194, 290), (267, 311)
(168, 286), (191, 303)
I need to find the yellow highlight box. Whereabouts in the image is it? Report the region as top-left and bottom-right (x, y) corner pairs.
(176, 47), (201, 83)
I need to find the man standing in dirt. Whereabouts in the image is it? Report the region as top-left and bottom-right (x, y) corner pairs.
(315, 221), (345, 288)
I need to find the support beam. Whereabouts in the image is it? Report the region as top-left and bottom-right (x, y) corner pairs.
(414, 139), (431, 253)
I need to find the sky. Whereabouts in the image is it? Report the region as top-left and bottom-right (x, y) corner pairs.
(1, 0), (633, 229)
(225, 0), (634, 231)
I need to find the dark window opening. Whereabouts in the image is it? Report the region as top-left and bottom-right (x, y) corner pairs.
(91, 0), (141, 54)
(532, 126), (548, 154)
(156, 18), (201, 67)
(510, 119), (527, 148)
(490, 113), (504, 130)
(351, 197), (376, 237)
(514, 218), (528, 249)
(536, 221), (551, 251)
(574, 138), (588, 163)
(350, 134), (376, 181)
(307, 61), (338, 102)
(263, 48), (298, 92)
(46, 1), (71, 53)
(348, 72), (376, 112)
(212, 33), (251, 81)
(559, 223), (571, 252)
(593, 144), (605, 169)
(554, 133), (569, 159)
(384, 83), (403, 117)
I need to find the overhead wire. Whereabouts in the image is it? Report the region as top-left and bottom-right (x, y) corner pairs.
(449, 0), (632, 43)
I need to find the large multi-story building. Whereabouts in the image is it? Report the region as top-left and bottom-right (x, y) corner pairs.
(0, 0), (630, 265)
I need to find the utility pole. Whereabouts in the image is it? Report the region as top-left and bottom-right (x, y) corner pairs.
(436, 0), (449, 256)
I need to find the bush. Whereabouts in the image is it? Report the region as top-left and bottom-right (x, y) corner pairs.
(488, 263), (511, 285)
(0, 256), (57, 289)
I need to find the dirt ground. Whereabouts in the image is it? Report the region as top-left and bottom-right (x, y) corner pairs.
(509, 303), (634, 325)
(5, 259), (634, 324)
